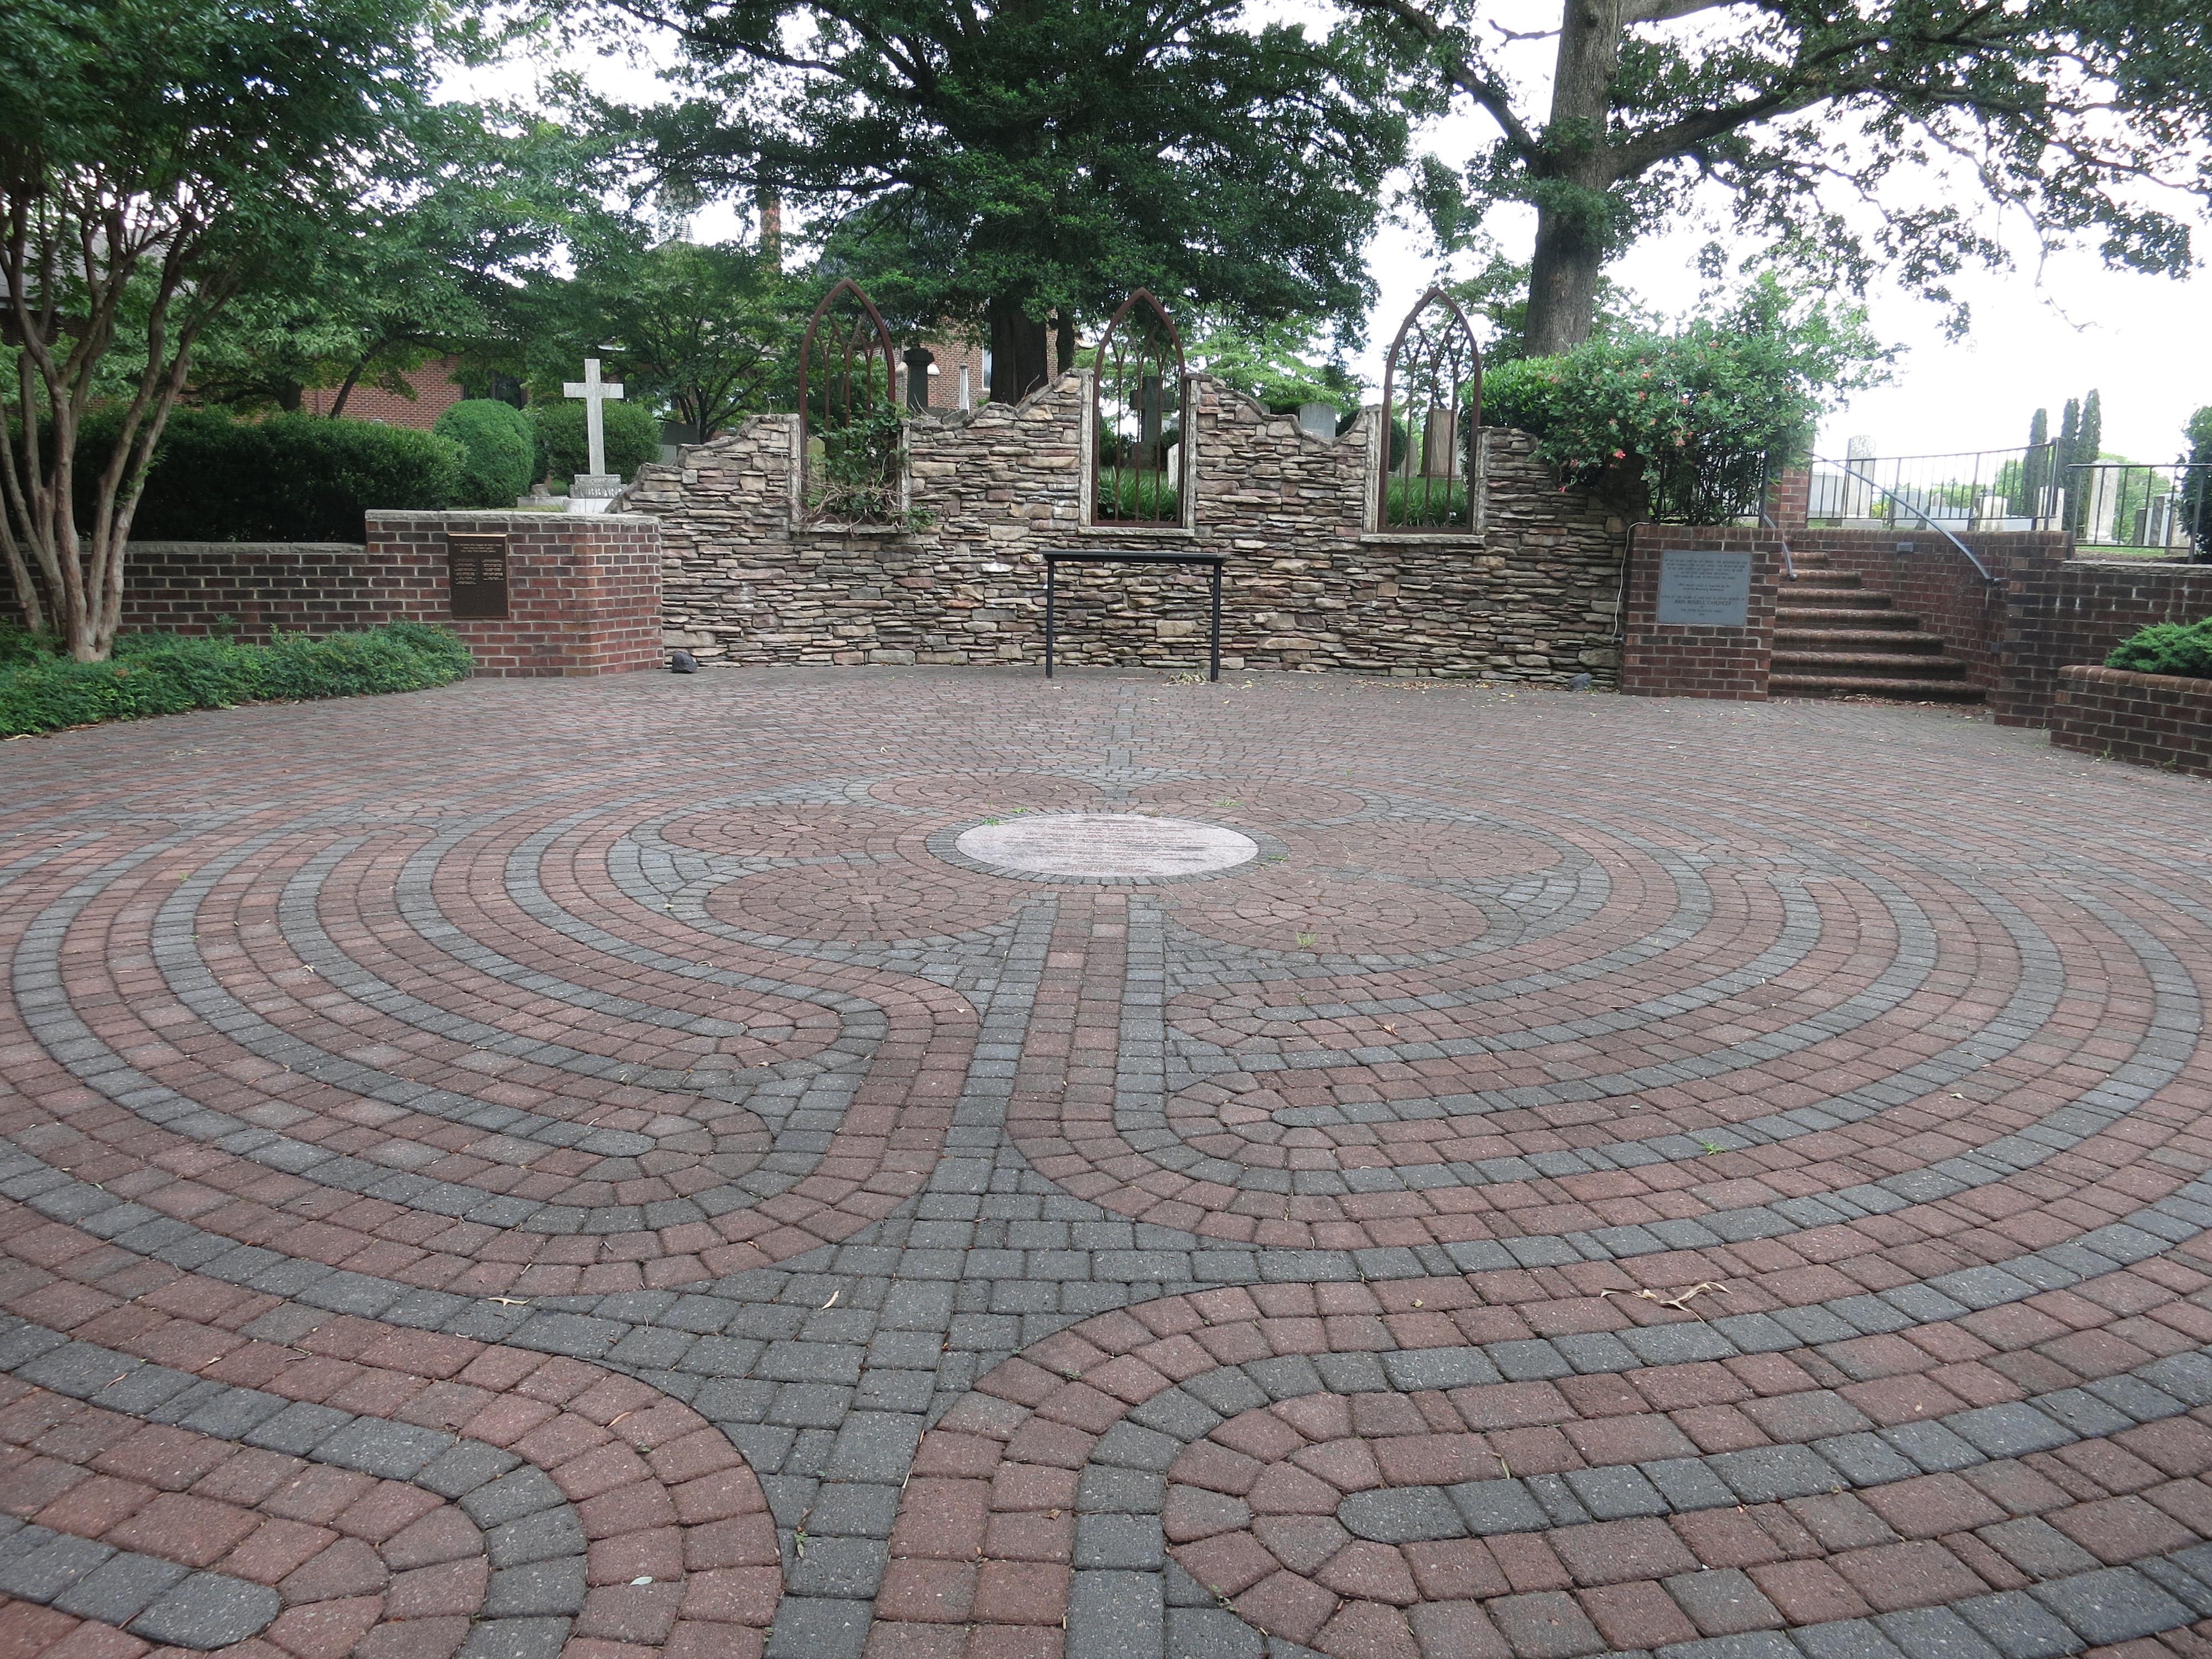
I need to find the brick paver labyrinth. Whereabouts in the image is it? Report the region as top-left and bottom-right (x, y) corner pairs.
(3, 666), (2210, 1659)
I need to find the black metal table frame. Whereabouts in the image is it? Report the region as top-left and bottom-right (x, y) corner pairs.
(1041, 547), (1226, 682)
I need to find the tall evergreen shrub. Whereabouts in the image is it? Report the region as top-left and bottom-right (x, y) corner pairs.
(78, 410), (462, 541)
(531, 400), (660, 485)
(434, 400), (535, 507)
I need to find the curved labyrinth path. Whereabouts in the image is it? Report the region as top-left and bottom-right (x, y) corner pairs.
(3, 669), (2212, 1659)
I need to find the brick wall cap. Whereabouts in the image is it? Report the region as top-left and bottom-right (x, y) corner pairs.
(2059, 664), (2212, 693)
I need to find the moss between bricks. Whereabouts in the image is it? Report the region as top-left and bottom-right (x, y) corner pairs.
(0, 622), (473, 738)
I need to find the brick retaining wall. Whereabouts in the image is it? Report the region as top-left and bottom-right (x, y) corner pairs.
(1992, 555), (2212, 727)
(630, 371), (1630, 684)
(364, 513), (664, 678)
(1, 516), (665, 680)
(1618, 526), (1782, 700)
(2048, 664), (2212, 779)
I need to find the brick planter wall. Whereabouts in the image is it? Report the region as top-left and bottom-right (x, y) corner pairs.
(2, 516), (665, 680)
(365, 513), (665, 678)
(1618, 526), (1782, 700)
(1993, 555), (2212, 727)
(2048, 664), (2212, 779)
(629, 371), (1630, 684)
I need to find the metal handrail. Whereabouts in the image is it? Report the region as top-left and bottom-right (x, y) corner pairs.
(1817, 455), (1997, 583)
(1757, 504), (1798, 581)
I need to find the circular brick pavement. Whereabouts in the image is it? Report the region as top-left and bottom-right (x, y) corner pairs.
(3, 668), (2211, 1659)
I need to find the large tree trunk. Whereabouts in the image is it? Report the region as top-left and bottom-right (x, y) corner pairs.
(988, 296), (1050, 403)
(1521, 0), (1625, 357)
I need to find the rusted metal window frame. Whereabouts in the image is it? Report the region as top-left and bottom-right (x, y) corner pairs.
(1089, 289), (1192, 531)
(796, 279), (904, 524)
(1376, 286), (1484, 536)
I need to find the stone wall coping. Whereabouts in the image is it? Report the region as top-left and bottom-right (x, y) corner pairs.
(363, 510), (663, 525)
(792, 521), (916, 539)
(2062, 557), (2205, 573)
(126, 540), (368, 552)
(1358, 531), (1488, 547)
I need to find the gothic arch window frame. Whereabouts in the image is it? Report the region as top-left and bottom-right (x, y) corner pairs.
(1084, 288), (1197, 536)
(1371, 286), (1486, 539)
(794, 278), (907, 526)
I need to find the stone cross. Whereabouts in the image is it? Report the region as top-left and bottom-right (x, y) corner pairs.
(562, 358), (625, 478)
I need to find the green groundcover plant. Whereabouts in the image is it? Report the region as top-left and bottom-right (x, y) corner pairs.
(2105, 619), (2212, 680)
(0, 621), (472, 737)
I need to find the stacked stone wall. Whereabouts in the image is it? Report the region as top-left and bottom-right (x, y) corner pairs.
(630, 371), (1627, 684)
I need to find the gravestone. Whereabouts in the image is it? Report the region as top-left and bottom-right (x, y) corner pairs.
(563, 357), (626, 514)
(1297, 402), (1337, 439)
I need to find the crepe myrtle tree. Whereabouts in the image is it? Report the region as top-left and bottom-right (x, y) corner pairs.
(1349, 0), (2212, 356)
(0, 0), (443, 661)
(587, 0), (1430, 403)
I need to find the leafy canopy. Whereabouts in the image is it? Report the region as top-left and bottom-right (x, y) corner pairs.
(585, 0), (1430, 349)
(1353, 0), (2212, 346)
(0, 0), (446, 658)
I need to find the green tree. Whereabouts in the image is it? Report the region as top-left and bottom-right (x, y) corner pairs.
(187, 107), (583, 420)
(2178, 406), (2211, 559)
(0, 0), (442, 660)
(601, 0), (1426, 401)
(1484, 273), (1892, 521)
(1183, 319), (1364, 419)
(2069, 388), (2104, 534)
(2017, 406), (2051, 516)
(511, 230), (799, 439)
(1348, 0), (2212, 356)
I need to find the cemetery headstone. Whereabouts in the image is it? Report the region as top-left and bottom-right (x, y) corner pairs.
(1297, 402), (1337, 439)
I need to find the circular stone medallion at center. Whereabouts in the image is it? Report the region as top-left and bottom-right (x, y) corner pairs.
(953, 813), (1259, 879)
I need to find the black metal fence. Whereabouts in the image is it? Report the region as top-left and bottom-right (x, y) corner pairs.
(2064, 464), (2212, 557)
(1801, 447), (2209, 558)
(1803, 447), (2063, 533)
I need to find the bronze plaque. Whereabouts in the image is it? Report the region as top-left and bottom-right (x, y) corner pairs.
(448, 535), (510, 619)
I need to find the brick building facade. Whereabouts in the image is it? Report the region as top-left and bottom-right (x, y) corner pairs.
(296, 357), (468, 428)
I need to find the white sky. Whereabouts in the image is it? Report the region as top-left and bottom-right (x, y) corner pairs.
(460, 0), (2208, 466)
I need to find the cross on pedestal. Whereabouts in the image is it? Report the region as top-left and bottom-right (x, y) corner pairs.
(562, 358), (625, 478)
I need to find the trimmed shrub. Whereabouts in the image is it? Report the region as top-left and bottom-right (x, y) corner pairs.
(0, 622), (473, 737)
(78, 409), (464, 541)
(532, 399), (661, 484)
(1483, 275), (1891, 524)
(435, 399), (536, 508)
(2105, 619), (2212, 679)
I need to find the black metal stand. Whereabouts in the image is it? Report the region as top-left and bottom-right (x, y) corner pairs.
(1041, 548), (1226, 682)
